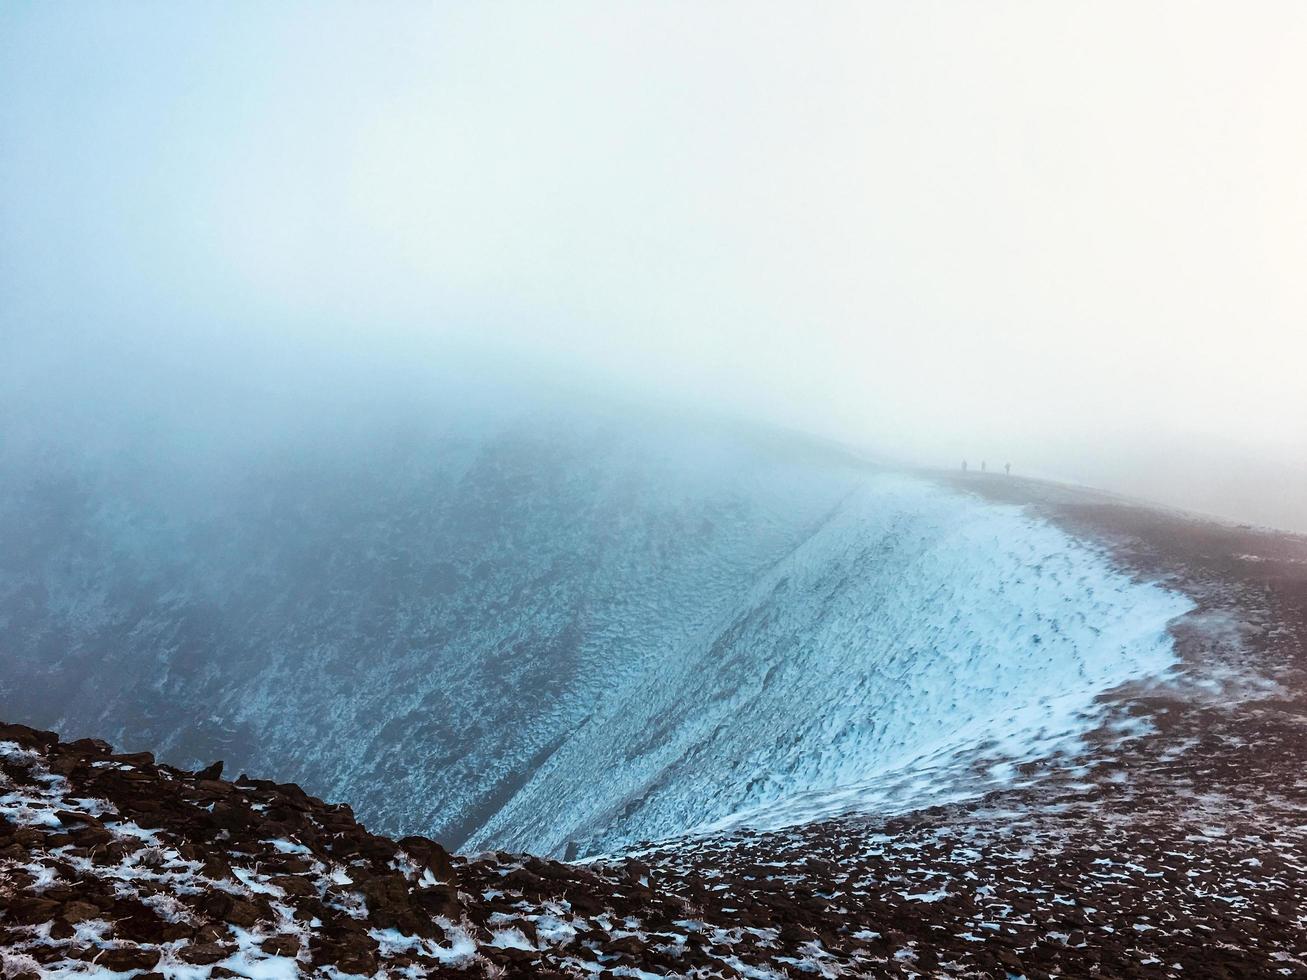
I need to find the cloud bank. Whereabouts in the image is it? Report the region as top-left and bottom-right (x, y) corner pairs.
(3, 2), (1304, 529)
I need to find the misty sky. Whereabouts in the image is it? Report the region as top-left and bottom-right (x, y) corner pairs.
(2, 3), (1305, 530)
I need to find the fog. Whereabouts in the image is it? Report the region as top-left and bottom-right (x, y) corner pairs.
(3, 2), (1305, 531)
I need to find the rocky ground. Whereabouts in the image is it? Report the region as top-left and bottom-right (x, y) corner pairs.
(3, 477), (1306, 978)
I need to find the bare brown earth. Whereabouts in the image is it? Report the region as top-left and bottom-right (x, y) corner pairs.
(2, 474), (1306, 978)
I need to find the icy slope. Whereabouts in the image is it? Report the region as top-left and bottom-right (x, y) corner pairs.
(466, 476), (1192, 856)
(0, 410), (1190, 856)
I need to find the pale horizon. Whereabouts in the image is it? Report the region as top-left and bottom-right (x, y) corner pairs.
(3, 2), (1305, 530)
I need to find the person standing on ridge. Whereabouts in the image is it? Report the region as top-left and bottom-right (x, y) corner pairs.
(1005, 462), (1011, 476)
(981, 460), (986, 473)
(962, 460), (968, 472)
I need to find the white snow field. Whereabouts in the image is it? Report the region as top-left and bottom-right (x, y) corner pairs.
(0, 409), (1191, 857)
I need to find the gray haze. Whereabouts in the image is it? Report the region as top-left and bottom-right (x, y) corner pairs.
(3, 2), (1305, 530)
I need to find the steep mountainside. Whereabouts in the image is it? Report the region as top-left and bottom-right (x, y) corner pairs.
(0, 412), (1188, 857)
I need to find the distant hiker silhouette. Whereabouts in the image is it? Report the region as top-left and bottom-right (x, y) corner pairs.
(981, 461), (986, 473)
(962, 460), (968, 472)
(1005, 462), (1011, 476)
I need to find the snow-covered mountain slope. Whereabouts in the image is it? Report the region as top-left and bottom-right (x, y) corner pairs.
(469, 477), (1191, 856)
(0, 409), (1190, 856)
